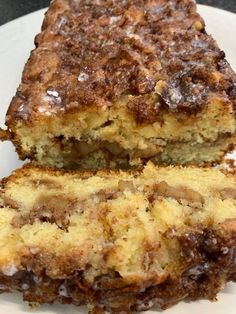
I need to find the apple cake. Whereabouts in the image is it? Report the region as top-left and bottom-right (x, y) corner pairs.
(0, 162), (236, 312)
(3, 0), (236, 169)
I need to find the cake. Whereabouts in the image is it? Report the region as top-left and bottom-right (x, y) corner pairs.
(0, 162), (236, 313)
(2, 0), (236, 169)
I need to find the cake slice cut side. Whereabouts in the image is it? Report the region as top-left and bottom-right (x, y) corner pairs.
(0, 162), (236, 312)
(3, 0), (236, 169)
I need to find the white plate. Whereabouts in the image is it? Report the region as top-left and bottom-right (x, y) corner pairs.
(0, 4), (236, 314)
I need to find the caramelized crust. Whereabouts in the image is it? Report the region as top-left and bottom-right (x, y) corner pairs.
(6, 0), (236, 124)
(0, 163), (236, 312)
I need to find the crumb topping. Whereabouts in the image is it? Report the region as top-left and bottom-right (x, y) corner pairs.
(7, 0), (236, 125)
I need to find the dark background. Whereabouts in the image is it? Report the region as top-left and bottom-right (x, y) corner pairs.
(0, 0), (235, 26)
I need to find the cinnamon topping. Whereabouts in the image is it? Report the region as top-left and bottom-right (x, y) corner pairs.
(7, 0), (236, 125)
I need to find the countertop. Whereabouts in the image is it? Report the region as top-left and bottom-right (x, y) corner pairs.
(0, 0), (235, 26)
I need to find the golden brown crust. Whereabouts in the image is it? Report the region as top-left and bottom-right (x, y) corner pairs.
(0, 128), (12, 141)
(6, 0), (236, 127)
(1, 161), (235, 190)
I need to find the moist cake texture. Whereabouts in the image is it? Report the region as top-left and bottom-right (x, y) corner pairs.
(3, 0), (236, 169)
(0, 162), (236, 313)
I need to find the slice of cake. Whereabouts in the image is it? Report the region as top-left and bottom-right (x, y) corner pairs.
(0, 162), (236, 313)
(2, 0), (236, 169)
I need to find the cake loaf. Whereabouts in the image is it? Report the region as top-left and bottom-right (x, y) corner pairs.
(0, 162), (236, 312)
(3, 0), (236, 169)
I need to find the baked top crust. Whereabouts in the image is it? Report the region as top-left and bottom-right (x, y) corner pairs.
(6, 0), (236, 127)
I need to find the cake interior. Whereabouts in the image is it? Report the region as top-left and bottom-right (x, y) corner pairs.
(0, 163), (236, 312)
(11, 95), (236, 169)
